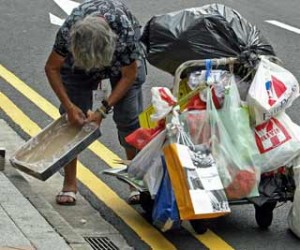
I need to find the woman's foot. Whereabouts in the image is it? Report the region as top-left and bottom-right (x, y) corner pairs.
(128, 190), (140, 205)
(56, 191), (77, 206)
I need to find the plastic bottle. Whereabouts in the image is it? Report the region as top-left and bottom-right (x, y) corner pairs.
(188, 71), (202, 90)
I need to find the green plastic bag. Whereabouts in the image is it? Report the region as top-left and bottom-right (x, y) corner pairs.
(208, 75), (260, 200)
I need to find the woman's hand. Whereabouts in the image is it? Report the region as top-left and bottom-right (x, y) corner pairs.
(86, 109), (103, 126)
(66, 105), (86, 126)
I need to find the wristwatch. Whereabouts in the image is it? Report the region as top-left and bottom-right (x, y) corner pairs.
(96, 100), (113, 119)
(96, 106), (107, 118)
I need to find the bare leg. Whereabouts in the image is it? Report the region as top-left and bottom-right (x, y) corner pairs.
(125, 147), (137, 161)
(126, 148), (137, 194)
(126, 147), (141, 204)
(56, 158), (78, 204)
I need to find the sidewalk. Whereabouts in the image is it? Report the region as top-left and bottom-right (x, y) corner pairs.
(0, 119), (132, 250)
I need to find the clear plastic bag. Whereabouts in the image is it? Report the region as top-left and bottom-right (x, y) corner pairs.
(164, 108), (230, 220)
(209, 75), (260, 199)
(180, 110), (210, 145)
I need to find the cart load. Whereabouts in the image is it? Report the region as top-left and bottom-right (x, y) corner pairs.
(119, 56), (299, 234)
(104, 4), (300, 236)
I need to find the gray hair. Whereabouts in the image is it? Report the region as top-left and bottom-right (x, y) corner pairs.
(70, 16), (117, 71)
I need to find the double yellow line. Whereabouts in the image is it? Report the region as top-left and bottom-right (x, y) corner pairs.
(0, 64), (234, 250)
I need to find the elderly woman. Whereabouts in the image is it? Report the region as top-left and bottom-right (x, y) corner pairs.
(45, 0), (146, 205)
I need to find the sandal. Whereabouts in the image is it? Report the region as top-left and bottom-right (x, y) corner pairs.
(127, 190), (140, 205)
(56, 191), (77, 206)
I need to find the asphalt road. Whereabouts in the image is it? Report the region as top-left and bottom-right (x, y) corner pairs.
(1, 0), (300, 249)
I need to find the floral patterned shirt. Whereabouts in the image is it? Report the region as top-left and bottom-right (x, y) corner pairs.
(53, 0), (143, 85)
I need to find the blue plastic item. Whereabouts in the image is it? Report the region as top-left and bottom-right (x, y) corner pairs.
(152, 156), (181, 232)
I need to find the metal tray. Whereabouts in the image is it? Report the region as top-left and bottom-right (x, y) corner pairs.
(10, 115), (101, 181)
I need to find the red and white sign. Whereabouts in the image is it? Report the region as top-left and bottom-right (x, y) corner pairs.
(265, 75), (287, 107)
(247, 57), (299, 125)
(255, 117), (291, 153)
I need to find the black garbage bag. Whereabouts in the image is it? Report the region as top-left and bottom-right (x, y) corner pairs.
(140, 3), (275, 75)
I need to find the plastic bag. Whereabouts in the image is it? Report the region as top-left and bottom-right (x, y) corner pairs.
(209, 75), (260, 199)
(152, 157), (181, 232)
(180, 110), (211, 145)
(185, 94), (207, 111)
(186, 70), (249, 110)
(247, 57), (299, 125)
(288, 160), (300, 238)
(125, 122), (165, 150)
(143, 154), (164, 198)
(151, 87), (177, 122)
(199, 69), (232, 109)
(163, 109), (230, 220)
(127, 130), (166, 179)
(254, 112), (300, 173)
(141, 3), (275, 75)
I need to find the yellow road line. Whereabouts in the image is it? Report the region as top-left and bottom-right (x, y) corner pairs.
(0, 64), (121, 168)
(195, 230), (235, 250)
(0, 65), (60, 119)
(182, 221), (235, 250)
(0, 64), (235, 250)
(0, 91), (176, 250)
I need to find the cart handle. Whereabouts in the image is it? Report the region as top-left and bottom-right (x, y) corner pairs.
(172, 57), (238, 97)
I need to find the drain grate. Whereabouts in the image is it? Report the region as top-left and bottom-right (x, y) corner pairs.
(84, 236), (119, 250)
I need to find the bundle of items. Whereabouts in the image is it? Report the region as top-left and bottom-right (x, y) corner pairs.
(120, 3), (300, 233)
(247, 57), (300, 173)
(124, 55), (299, 233)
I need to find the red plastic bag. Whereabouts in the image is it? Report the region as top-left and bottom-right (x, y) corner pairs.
(125, 122), (165, 150)
(185, 88), (222, 111)
(185, 94), (206, 111)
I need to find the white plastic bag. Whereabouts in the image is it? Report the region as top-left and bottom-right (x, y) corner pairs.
(143, 155), (164, 198)
(254, 112), (300, 172)
(127, 130), (166, 179)
(247, 57), (299, 125)
(151, 87), (177, 121)
(288, 161), (300, 238)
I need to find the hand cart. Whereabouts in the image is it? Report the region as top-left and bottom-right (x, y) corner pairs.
(139, 57), (295, 234)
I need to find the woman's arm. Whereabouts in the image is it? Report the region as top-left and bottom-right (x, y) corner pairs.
(45, 50), (86, 125)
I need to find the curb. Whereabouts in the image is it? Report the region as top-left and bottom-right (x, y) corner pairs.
(5, 166), (92, 250)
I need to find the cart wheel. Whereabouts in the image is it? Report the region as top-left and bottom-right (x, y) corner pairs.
(190, 220), (208, 234)
(140, 191), (154, 215)
(254, 202), (277, 229)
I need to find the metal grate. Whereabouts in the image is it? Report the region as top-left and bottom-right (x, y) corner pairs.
(84, 236), (119, 250)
